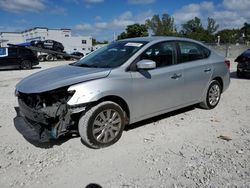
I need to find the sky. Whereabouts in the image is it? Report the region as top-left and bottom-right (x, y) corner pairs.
(0, 0), (249, 41)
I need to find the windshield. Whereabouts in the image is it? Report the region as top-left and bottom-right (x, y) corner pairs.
(72, 41), (148, 68)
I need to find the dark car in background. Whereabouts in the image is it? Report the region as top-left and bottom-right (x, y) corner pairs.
(70, 51), (84, 58)
(0, 47), (39, 70)
(31, 39), (64, 52)
(235, 49), (250, 78)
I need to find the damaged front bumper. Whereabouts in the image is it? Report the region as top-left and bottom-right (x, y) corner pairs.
(14, 107), (51, 142)
(14, 89), (86, 143)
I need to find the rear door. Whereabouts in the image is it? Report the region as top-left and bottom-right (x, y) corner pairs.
(177, 41), (212, 104)
(130, 41), (184, 119)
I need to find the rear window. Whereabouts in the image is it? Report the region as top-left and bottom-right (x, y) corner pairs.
(8, 48), (18, 56)
(0, 48), (7, 57)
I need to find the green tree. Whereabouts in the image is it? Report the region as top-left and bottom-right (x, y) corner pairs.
(181, 17), (203, 34)
(180, 17), (219, 43)
(207, 17), (219, 34)
(241, 22), (250, 42)
(146, 14), (176, 36)
(117, 24), (148, 40)
(216, 29), (240, 44)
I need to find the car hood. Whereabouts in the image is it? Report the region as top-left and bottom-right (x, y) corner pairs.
(16, 65), (111, 93)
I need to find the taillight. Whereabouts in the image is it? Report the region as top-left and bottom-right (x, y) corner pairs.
(224, 59), (230, 69)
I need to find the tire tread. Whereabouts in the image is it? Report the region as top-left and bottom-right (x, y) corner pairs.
(78, 101), (124, 149)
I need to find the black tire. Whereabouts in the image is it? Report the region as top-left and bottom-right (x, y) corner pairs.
(237, 69), (243, 78)
(78, 101), (125, 149)
(38, 55), (45, 62)
(199, 80), (222, 109)
(20, 60), (32, 70)
(46, 54), (54, 61)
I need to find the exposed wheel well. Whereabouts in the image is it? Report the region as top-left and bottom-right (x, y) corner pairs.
(96, 96), (130, 123)
(212, 77), (223, 92)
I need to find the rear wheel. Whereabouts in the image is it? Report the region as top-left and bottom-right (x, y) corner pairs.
(78, 101), (125, 149)
(199, 80), (221, 109)
(38, 55), (45, 62)
(46, 54), (54, 61)
(20, 60), (32, 70)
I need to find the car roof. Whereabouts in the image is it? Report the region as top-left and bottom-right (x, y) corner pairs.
(120, 36), (205, 46)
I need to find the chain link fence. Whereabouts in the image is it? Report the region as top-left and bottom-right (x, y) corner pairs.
(205, 43), (249, 58)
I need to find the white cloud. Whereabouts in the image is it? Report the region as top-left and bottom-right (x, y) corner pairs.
(73, 10), (154, 40)
(0, 0), (45, 13)
(110, 10), (153, 28)
(95, 16), (102, 21)
(75, 23), (93, 31)
(212, 10), (247, 28)
(200, 1), (214, 11)
(118, 11), (133, 20)
(95, 22), (108, 29)
(128, 0), (156, 4)
(173, 4), (202, 24)
(134, 10), (154, 23)
(49, 6), (67, 16)
(109, 11), (134, 28)
(223, 0), (250, 10)
(173, 0), (249, 30)
(84, 0), (104, 3)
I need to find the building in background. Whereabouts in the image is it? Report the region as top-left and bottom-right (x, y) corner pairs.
(0, 27), (92, 55)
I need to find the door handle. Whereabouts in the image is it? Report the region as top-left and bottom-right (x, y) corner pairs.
(204, 68), (211, 72)
(171, 73), (182, 79)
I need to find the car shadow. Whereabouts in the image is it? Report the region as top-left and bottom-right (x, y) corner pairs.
(14, 105), (197, 148)
(125, 105), (196, 131)
(23, 134), (78, 149)
(230, 71), (250, 79)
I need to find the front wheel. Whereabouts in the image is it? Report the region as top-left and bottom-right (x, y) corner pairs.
(78, 101), (125, 149)
(199, 80), (222, 109)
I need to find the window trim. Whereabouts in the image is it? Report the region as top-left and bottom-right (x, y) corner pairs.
(128, 40), (178, 71)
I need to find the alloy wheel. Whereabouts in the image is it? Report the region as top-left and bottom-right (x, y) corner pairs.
(92, 109), (122, 143)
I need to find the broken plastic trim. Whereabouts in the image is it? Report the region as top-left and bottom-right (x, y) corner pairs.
(16, 87), (78, 141)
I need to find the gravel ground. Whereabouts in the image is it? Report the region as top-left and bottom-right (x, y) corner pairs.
(0, 60), (249, 188)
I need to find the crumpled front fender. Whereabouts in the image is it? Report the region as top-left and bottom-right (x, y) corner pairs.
(67, 80), (107, 106)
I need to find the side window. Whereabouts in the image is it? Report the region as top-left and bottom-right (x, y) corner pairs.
(0, 48), (7, 57)
(179, 42), (206, 63)
(201, 46), (211, 58)
(140, 42), (175, 68)
(8, 48), (18, 56)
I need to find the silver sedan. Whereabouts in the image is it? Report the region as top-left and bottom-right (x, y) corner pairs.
(15, 37), (230, 148)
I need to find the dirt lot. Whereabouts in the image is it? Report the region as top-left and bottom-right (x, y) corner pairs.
(0, 60), (249, 188)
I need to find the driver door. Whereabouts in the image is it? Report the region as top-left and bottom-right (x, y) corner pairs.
(130, 41), (184, 120)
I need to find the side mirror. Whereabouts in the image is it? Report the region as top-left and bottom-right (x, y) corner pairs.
(137, 59), (156, 70)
